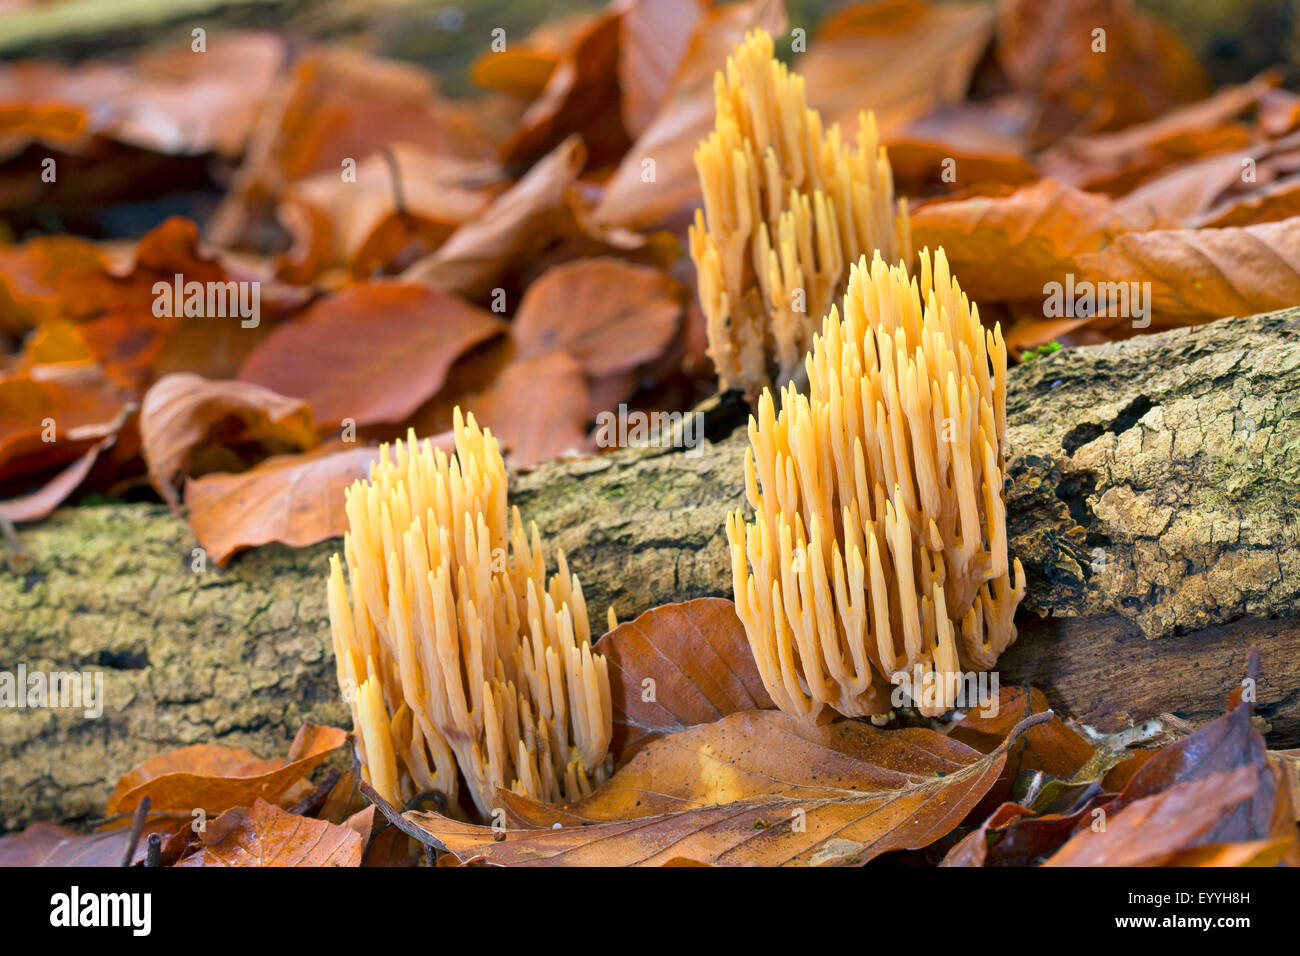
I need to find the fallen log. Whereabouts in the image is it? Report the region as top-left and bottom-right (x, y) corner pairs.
(2, 309), (1299, 830)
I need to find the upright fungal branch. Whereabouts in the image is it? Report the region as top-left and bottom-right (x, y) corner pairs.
(689, 28), (911, 396)
(727, 249), (1025, 723)
(328, 410), (613, 817)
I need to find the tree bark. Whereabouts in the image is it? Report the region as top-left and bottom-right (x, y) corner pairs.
(3, 309), (1299, 830)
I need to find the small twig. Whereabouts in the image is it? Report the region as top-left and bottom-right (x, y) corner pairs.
(121, 797), (151, 867)
(380, 146), (407, 217)
(288, 769), (342, 818)
(143, 834), (162, 868)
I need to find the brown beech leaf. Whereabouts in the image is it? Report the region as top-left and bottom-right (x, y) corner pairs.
(800, 0), (995, 140)
(1162, 838), (1294, 867)
(618, 0), (707, 139)
(1074, 215), (1300, 325)
(140, 373), (318, 510)
(1043, 764), (1268, 866)
(183, 440), (421, 564)
(593, 0), (785, 231)
(887, 99), (1037, 194)
(502, 12), (629, 171)
(403, 136), (587, 301)
(394, 709), (1052, 867)
(951, 686), (1094, 778)
(59, 217), (306, 397)
(512, 258), (683, 377)
(238, 282), (503, 429)
(909, 178), (1174, 303)
(209, 48), (493, 247)
(593, 598), (774, 761)
(0, 433), (115, 523)
(1039, 72), (1279, 194)
(107, 724), (347, 817)
(175, 798), (363, 867)
(941, 793), (1113, 866)
(0, 363), (130, 486)
(0, 234), (107, 338)
(0, 823), (140, 867)
(452, 350), (588, 468)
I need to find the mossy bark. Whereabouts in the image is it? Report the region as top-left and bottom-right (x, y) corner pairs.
(3, 309), (1300, 830)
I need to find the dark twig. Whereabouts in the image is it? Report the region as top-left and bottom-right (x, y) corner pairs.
(288, 769), (342, 818)
(121, 797), (151, 867)
(143, 834), (162, 868)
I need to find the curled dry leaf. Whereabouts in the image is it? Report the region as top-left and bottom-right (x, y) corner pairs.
(1039, 71), (1279, 194)
(238, 281), (504, 428)
(1043, 764), (1269, 866)
(503, 12), (628, 171)
(174, 798), (364, 867)
(390, 709), (1053, 867)
(403, 136), (586, 300)
(107, 723), (347, 817)
(140, 372), (318, 510)
(1074, 214), (1300, 325)
(593, 597), (774, 761)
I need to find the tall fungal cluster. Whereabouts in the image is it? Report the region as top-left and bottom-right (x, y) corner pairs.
(727, 250), (1025, 723)
(328, 410), (612, 818)
(689, 28), (911, 397)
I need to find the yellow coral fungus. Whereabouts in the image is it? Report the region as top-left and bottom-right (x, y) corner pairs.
(727, 249), (1025, 723)
(328, 409), (612, 817)
(690, 28), (911, 396)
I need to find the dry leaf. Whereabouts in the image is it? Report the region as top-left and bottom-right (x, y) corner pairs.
(183, 440), (447, 564)
(175, 798), (363, 867)
(592, 0), (786, 231)
(801, 0), (995, 139)
(1043, 764), (1268, 866)
(139, 373), (317, 509)
(1074, 215), (1300, 324)
(512, 257), (683, 377)
(389, 709), (1051, 867)
(107, 724), (347, 817)
(238, 281), (504, 428)
(593, 597), (774, 760)
(909, 178), (1174, 302)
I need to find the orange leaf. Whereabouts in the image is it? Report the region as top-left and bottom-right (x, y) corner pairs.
(1074, 215), (1300, 324)
(512, 258), (683, 377)
(1043, 764), (1269, 866)
(107, 724), (347, 818)
(594, 598), (774, 760)
(394, 709), (1051, 867)
(183, 440), (442, 564)
(909, 178), (1173, 302)
(238, 282), (503, 428)
(175, 799), (363, 867)
(801, 0), (995, 140)
(140, 373), (318, 510)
